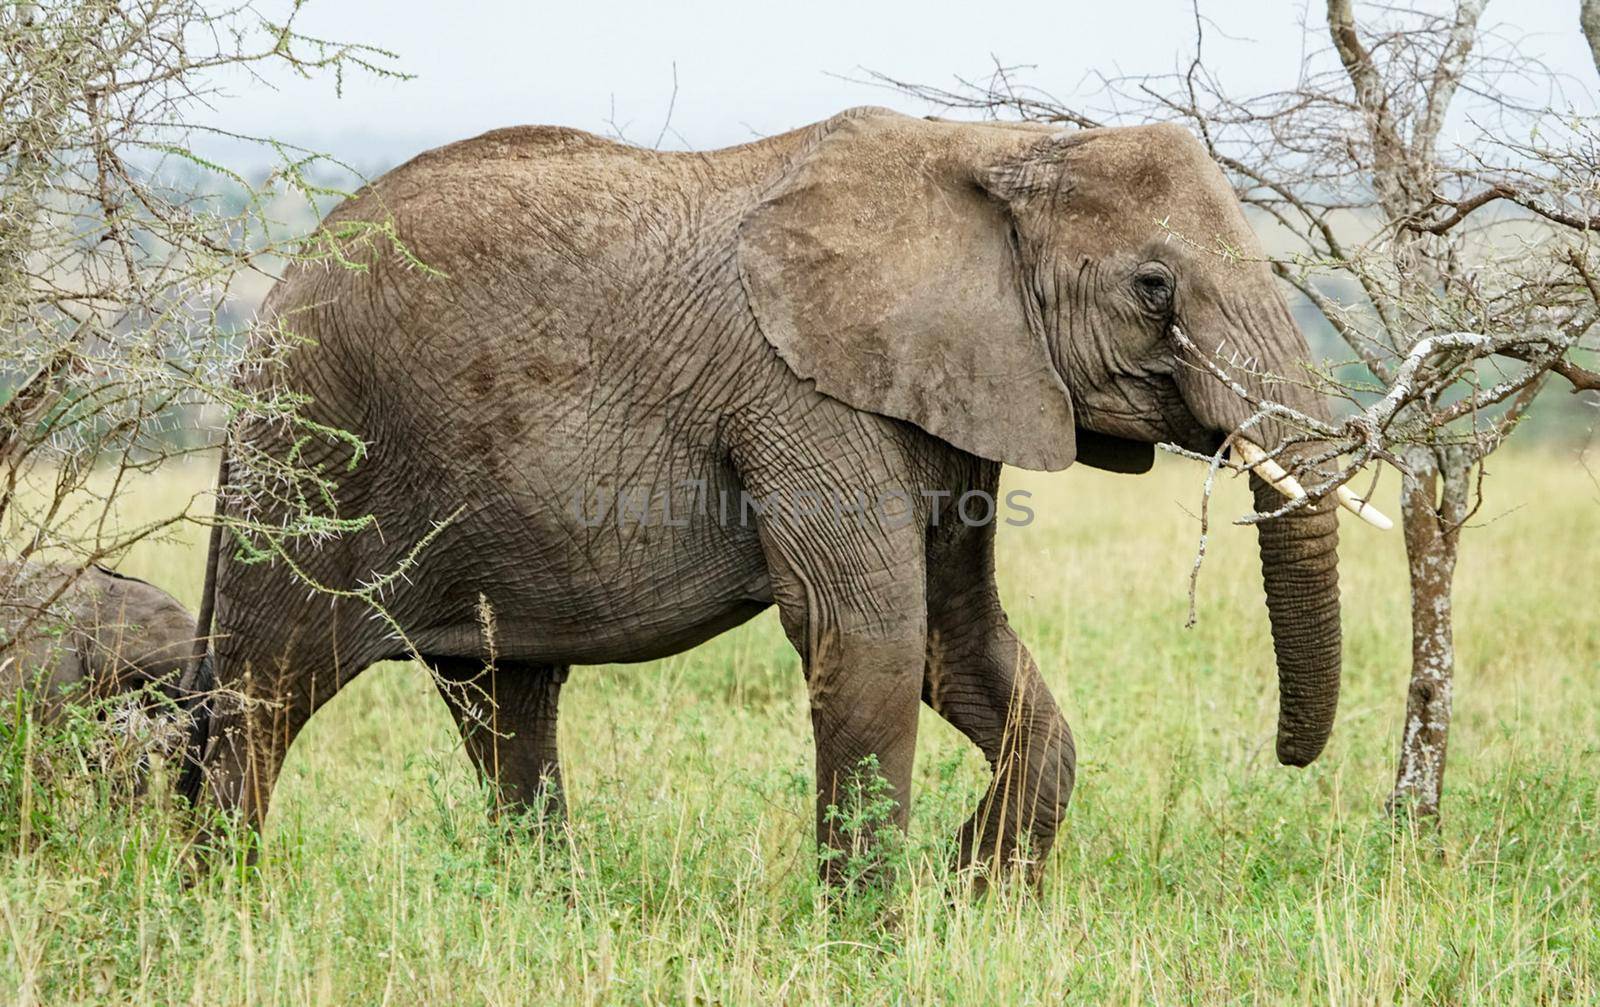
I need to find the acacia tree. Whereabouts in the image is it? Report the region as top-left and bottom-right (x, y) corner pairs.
(1, 2), (403, 728)
(882, 0), (1600, 817)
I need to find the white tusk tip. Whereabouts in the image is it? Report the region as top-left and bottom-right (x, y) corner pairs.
(1335, 486), (1393, 530)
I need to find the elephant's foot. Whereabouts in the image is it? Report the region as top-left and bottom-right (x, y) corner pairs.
(924, 615), (1076, 888)
(950, 804), (1055, 891)
(177, 725), (279, 880)
(487, 773), (567, 838)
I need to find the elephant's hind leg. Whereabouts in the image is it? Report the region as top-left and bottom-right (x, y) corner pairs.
(925, 529), (1076, 883)
(199, 602), (389, 838)
(426, 656), (568, 821)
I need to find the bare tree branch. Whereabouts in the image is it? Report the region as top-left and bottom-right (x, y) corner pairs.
(1416, 1), (1488, 159)
(1410, 182), (1600, 234)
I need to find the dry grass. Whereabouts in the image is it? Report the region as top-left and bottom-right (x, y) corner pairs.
(3, 448), (1598, 1004)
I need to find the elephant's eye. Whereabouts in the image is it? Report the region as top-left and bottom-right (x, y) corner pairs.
(1132, 263), (1175, 315)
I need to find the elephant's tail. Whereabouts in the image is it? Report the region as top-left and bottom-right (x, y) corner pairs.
(177, 447), (228, 804)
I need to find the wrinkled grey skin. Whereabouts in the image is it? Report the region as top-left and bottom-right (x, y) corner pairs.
(195, 107), (1341, 881)
(2, 562), (197, 717)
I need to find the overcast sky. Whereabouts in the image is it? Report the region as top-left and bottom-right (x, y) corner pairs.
(205, 0), (1597, 169)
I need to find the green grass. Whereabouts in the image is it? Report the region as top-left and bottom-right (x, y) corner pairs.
(3, 450), (1598, 1004)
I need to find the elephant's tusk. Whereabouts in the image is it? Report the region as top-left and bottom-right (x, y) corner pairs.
(1234, 438), (1393, 530)
(1233, 438), (1307, 500)
(1334, 485), (1394, 531)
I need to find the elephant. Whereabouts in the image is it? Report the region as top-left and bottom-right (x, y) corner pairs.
(2, 561), (197, 724)
(183, 106), (1374, 883)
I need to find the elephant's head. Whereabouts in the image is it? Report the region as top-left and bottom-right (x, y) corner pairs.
(2, 562), (197, 722)
(740, 107), (1357, 766)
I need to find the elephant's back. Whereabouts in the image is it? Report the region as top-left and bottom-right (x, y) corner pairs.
(258, 111), (875, 396)
(310, 121), (795, 288)
(263, 121), (802, 388)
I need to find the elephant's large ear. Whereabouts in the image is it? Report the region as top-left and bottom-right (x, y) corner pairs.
(737, 109), (1076, 471)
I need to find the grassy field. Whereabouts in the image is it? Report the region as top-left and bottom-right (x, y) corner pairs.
(3, 450), (1598, 1004)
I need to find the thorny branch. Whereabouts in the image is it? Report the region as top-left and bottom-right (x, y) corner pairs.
(0, 4), (429, 693)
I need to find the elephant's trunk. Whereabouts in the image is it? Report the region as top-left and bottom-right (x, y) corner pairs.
(1251, 470), (1341, 766)
(1174, 293), (1348, 765)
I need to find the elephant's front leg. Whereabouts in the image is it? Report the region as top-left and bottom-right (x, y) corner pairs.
(925, 530), (1076, 882)
(744, 473), (928, 885)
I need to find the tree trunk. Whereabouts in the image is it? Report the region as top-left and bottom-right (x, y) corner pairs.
(1582, 0), (1600, 78)
(1388, 444), (1469, 818)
